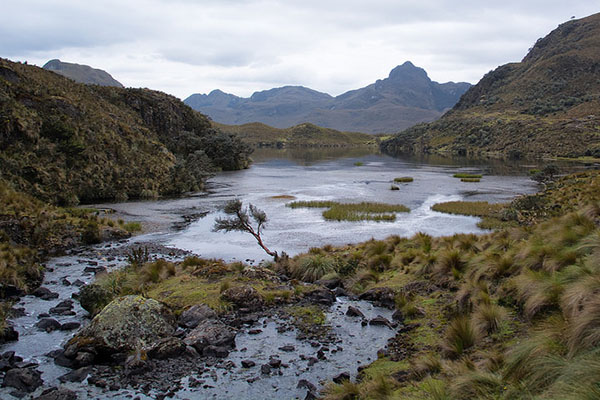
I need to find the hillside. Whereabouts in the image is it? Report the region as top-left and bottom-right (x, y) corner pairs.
(0, 58), (251, 206)
(214, 121), (377, 147)
(185, 62), (470, 134)
(381, 13), (600, 159)
(43, 59), (124, 87)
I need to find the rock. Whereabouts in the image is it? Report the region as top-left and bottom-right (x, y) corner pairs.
(334, 287), (348, 297)
(297, 379), (317, 393)
(305, 390), (318, 400)
(260, 364), (271, 374)
(220, 285), (264, 312)
(72, 280), (85, 287)
(346, 306), (365, 318)
(358, 287), (397, 309)
(184, 319), (236, 354)
(58, 366), (93, 383)
(0, 285), (24, 299)
(49, 307), (75, 316)
(75, 351), (95, 367)
(36, 318), (62, 332)
(66, 295), (175, 357)
(268, 358), (281, 368)
(248, 329), (262, 335)
(83, 266), (106, 275)
(147, 337), (186, 360)
(178, 304), (216, 329)
(369, 316), (393, 328)
(392, 309), (404, 321)
(32, 287), (59, 300)
(278, 345), (295, 352)
(241, 360), (256, 368)
(3, 367), (43, 392)
(333, 371), (351, 384)
(10, 307), (26, 318)
(78, 284), (113, 316)
(34, 387), (78, 400)
(59, 321), (81, 331)
(54, 299), (74, 309)
(305, 288), (336, 305)
(61, 278), (72, 286)
(315, 277), (342, 289)
(307, 357), (318, 366)
(202, 346), (230, 358)
(0, 326), (19, 343)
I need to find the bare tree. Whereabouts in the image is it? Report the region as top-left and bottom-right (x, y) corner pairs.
(213, 200), (278, 259)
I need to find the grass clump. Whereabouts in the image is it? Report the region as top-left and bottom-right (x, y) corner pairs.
(292, 254), (335, 282)
(441, 315), (477, 358)
(431, 201), (505, 217)
(288, 200), (409, 222)
(354, 161), (364, 166)
(460, 178), (481, 182)
(453, 173), (483, 179)
(122, 221), (142, 233)
(394, 177), (414, 183)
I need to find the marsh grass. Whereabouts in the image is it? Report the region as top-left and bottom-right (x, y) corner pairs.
(461, 178), (481, 182)
(431, 201), (505, 217)
(288, 200), (409, 222)
(453, 173), (483, 179)
(394, 177), (414, 183)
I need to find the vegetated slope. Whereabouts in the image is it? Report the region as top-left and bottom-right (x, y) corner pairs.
(381, 13), (600, 159)
(185, 62), (470, 134)
(0, 58), (251, 205)
(214, 121), (377, 147)
(43, 59), (124, 87)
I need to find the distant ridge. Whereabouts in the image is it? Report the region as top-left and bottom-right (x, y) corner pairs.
(185, 62), (471, 134)
(381, 13), (600, 159)
(43, 59), (124, 87)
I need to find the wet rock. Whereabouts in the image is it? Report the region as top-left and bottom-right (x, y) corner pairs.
(346, 306), (365, 318)
(268, 358), (281, 368)
(305, 390), (318, 400)
(72, 280), (85, 287)
(49, 307), (75, 316)
(75, 351), (95, 367)
(83, 266), (106, 275)
(307, 357), (318, 366)
(317, 349), (327, 360)
(59, 321), (81, 331)
(10, 307), (26, 318)
(58, 366), (93, 383)
(178, 304), (217, 329)
(78, 284), (113, 316)
(34, 387), (77, 400)
(260, 364), (271, 374)
(278, 345), (295, 352)
(67, 295), (175, 356)
(369, 316), (393, 328)
(315, 277), (342, 289)
(333, 371), (351, 384)
(248, 329), (262, 335)
(3, 367), (43, 392)
(305, 288), (336, 305)
(358, 287), (397, 309)
(220, 285), (264, 312)
(147, 337), (186, 360)
(36, 318), (61, 332)
(38, 313), (50, 319)
(241, 360), (256, 368)
(297, 379), (317, 393)
(334, 287), (349, 297)
(203, 346), (230, 358)
(0, 285), (24, 299)
(32, 287), (59, 300)
(184, 319), (236, 353)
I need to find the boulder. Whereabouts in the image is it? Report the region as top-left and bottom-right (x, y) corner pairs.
(369, 316), (393, 328)
(66, 295), (175, 357)
(78, 284), (113, 316)
(34, 387), (78, 400)
(220, 285), (264, 311)
(3, 367), (43, 392)
(0, 325), (19, 343)
(178, 304), (217, 329)
(358, 287), (397, 309)
(333, 371), (351, 384)
(147, 337), (186, 360)
(346, 306), (365, 318)
(315, 277), (342, 289)
(32, 287), (59, 300)
(241, 360), (256, 368)
(36, 318), (61, 332)
(183, 319), (236, 354)
(305, 288), (336, 305)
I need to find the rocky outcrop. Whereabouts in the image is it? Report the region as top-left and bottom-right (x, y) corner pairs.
(178, 304), (217, 329)
(358, 287), (397, 309)
(65, 296), (175, 360)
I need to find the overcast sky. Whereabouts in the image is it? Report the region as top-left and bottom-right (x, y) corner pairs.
(1, 1), (598, 100)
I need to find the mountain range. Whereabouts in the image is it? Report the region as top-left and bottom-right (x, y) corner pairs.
(43, 59), (124, 87)
(184, 62), (471, 134)
(381, 13), (600, 159)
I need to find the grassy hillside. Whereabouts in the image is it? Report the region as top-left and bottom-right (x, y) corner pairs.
(381, 13), (600, 159)
(0, 58), (251, 206)
(213, 121), (377, 147)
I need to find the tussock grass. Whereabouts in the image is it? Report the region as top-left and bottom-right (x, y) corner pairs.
(442, 315), (477, 358)
(472, 303), (508, 335)
(288, 200), (409, 222)
(411, 353), (442, 379)
(394, 177), (414, 183)
(322, 380), (361, 400)
(431, 201), (505, 217)
(292, 254), (335, 282)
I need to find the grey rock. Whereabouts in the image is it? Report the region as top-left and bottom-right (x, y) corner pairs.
(346, 306), (365, 318)
(3, 367), (43, 392)
(333, 371), (351, 384)
(34, 387), (77, 400)
(184, 319), (236, 353)
(178, 304), (216, 329)
(36, 318), (61, 332)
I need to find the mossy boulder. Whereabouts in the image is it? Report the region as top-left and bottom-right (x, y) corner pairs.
(78, 284), (114, 316)
(220, 285), (264, 311)
(67, 295), (175, 356)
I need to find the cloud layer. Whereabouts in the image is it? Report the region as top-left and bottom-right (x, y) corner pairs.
(1, 1), (598, 99)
